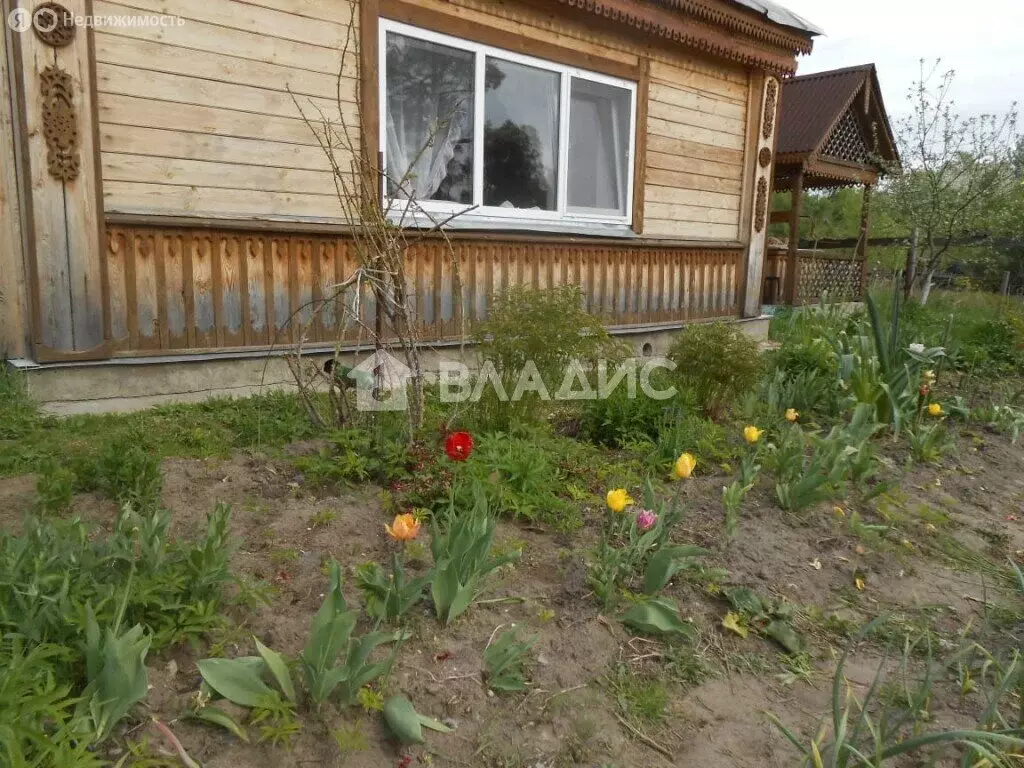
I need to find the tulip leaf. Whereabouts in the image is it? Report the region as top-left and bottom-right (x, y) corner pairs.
(723, 586), (763, 617)
(255, 638), (295, 702)
(764, 620), (806, 655)
(190, 705), (250, 742)
(619, 598), (695, 639)
(384, 695), (424, 744)
(197, 658), (273, 708)
(419, 715), (453, 733)
(643, 546), (709, 595)
(721, 611), (749, 638)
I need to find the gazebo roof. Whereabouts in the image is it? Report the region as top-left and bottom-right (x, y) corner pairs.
(774, 64), (899, 190)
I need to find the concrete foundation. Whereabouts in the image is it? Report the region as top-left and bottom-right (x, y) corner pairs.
(10, 316), (771, 415)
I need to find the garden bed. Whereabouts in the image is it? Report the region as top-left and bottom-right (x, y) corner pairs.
(2, 288), (1024, 767)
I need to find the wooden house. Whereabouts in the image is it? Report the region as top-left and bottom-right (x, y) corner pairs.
(0, 0), (820, 410)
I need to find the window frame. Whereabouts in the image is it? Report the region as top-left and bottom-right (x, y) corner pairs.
(378, 19), (638, 229)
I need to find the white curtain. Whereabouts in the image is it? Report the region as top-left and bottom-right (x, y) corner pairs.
(385, 36), (470, 201)
(568, 80), (630, 213)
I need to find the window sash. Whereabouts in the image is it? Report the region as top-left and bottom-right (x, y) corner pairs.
(379, 19), (637, 227)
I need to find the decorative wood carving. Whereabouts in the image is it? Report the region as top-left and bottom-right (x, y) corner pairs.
(537, 0), (803, 74)
(758, 147), (773, 169)
(40, 65), (80, 182)
(762, 79), (778, 140)
(32, 2), (76, 47)
(754, 177), (768, 233)
(103, 224), (745, 354)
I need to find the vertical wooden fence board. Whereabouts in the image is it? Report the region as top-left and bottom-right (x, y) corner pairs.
(221, 235), (244, 347)
(134, 232), (159, 349)
(271, 238), (290, 342)
(154, 233), (169, 348)
(105, 228), (127, 348)
(192, 234), (215, 348)
(165, 233), (187, 348)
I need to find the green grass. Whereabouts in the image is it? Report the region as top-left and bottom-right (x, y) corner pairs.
(0, 368), (317, 478)
(604, 664), (669, 726)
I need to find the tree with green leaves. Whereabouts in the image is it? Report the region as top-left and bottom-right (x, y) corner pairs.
(886, 60), (1019, 304)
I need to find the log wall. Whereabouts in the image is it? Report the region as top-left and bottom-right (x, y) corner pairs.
(104, 225), (743, 355)
(94, 0), (358, 220)
(94, 0), (750, 243)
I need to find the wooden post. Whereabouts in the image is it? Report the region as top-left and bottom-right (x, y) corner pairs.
(782, 169), (804, 305)
(0, 13), (30, 358)
(856, 184), (873, 300)
(1000, 271), (1010, 297)
(741, 74), (778, 318)
(8, 0), (108, 360)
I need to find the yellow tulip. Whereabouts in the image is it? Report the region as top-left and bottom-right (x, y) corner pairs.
(673, 453), (696, 479)
(606, 488), (633, 513)
(385, 513), (421, 541)
(927, 403), (944, 417)
(743, 426), (763, 445)
(785, 408), (799, 422)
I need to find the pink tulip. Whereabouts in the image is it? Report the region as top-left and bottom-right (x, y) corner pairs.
(636, 509), (657, 531)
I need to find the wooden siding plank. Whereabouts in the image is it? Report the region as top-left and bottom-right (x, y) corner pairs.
(96, 63), (351, 121)
(93, 33), (352, 100)
(647, 117), (744, 151)
(93, 0), (353, 75)
(98, 94), (333, 147)
(103, 182), (344, 220)
(101, 153), (339, 196)
(647, 98), (746, 137)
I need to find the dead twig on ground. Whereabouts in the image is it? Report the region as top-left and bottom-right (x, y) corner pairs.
(613, 712), (673, 760)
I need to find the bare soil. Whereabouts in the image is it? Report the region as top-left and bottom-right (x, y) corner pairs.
(1, 423), (1022, 768)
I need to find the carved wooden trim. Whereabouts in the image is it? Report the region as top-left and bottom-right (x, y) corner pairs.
(32, 3), (77, 47)
(650, 0), (814, 55)
(103, 223), (744, 354)
(40, 65), (79, 181)
(758, 147), (772, 168)
(531, 0), (802, 74)
(754, 177), (768, 233)
(762, 78), (778, 140)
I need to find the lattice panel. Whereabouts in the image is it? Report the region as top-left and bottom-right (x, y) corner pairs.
(822, 110), (871, 165)
(797, 254), (863, 302)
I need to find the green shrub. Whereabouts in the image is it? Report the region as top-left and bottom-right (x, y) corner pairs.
(95, 432), (163, 509)
(452, 429), (581, 531)
(956, 318), (1024, 375)
(666, 323), (761, 419)
(34, 458), (74, 516)
(0, 638), (106, 768)
(644, 410), (731, 474)
(293, 428), (409, 488)
(473, 285), (625, 428)
(0, 503), (234, 666)
(579, 378), (670, 447)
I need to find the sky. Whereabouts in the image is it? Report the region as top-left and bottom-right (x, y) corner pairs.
(776, 0), (1023, 119)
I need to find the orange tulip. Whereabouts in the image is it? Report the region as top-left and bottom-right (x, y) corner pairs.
(385, 513), (421, 541)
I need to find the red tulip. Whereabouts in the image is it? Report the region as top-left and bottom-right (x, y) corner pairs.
(445, 431), (474, 462)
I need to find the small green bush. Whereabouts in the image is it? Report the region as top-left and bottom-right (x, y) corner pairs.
(452, 430), (581, 531)
(473, 285), (625, 429)
(34, 458), (74, 516)
(579, 378), (670, 447)
(95, 433), (163, 509)
(644, 410), (731, 473)
(0, 503), (234, 665)
(666, 323), (762, 419)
